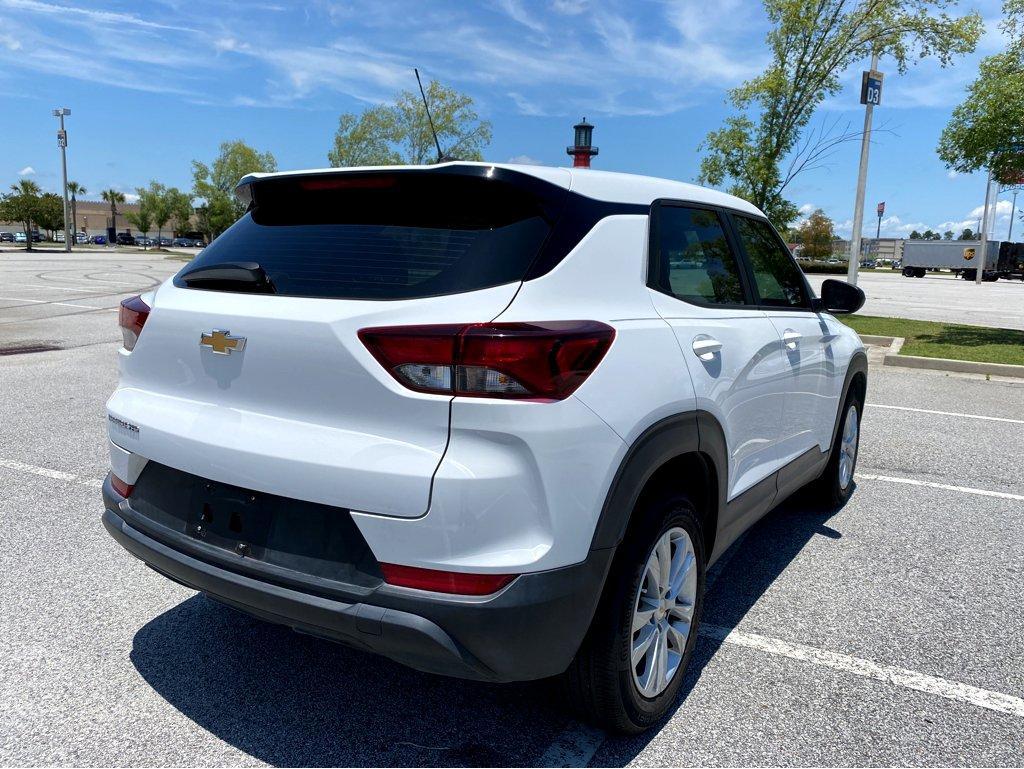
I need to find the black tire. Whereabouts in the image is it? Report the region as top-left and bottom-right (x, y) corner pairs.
(805, 391), (862, 509)
(902, 267), (915, 277)
(562, 494), (706, 734)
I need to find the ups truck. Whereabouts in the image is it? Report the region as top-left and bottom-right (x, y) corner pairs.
(901, 240), (1003, 281)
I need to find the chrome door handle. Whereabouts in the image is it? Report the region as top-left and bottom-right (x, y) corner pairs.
(782, 329), (801, 350)
(692, 336), (723, 360)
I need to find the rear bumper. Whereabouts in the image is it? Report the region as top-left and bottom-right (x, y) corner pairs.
(102, 478), (614, 683)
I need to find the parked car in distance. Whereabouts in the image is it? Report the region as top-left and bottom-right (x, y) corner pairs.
(102, 163), (868, 734)
(153, 236), (172, 247)
(859, 259), (876, 268)
(171, 237), (194, 247)
(135, 236), (153, 248)
(92, 235), (107, 245)
(115, 233), (136, 246)
(75, 232), (89, 244)
(0, 232), (14, 242)
(14, 232), (27, 243)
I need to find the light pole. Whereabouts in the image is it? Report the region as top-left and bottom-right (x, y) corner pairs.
(52, 108), (72, 253)
(1008, 189), (1018, 241)
(847, 52), (882, 286)
(976, 166), (994, 285)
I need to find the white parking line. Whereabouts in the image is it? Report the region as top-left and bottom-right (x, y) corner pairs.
(866, 403), (1024, 425)
(538, 720), (606, 767)
(0, 295), (107, 311)
(0, 458), (103, 489)
(701, 624), (1024, 719)
(856, 472), (1024, 502)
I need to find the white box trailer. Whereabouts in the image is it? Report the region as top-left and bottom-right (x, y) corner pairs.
(901, 240), (1001, 280)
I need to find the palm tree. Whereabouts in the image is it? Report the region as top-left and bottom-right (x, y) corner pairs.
(8, 179), (42, 252)
(67, 181), (86, 241)
(101, 189), (125, 237)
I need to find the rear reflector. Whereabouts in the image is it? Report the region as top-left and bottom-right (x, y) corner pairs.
(359, 321), (615, 400)
(380, 563), (517, 595)
(110, 473), (134, 498)
(118, 295), (150, 351)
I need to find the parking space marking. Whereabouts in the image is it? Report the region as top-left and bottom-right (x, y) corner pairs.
(0, 295), (109, 311)
(19, 284), (133, 293)
(866, 403), (1024, 425)
(856, 472), (1024, 502)
(538, 721), (606, 767)
(0, 458), (103, 489)
(701, 624), (1024, 718)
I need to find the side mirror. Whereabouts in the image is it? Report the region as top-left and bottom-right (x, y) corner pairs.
(818, 278), (865, 315)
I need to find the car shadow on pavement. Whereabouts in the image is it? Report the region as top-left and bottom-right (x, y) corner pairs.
(130, 492), (848, 768)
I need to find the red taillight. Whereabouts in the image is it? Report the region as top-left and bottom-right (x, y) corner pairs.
(119, 295), (150, 351)
(110, 473), (134, 498)
(380, 563), (516, 595)
(358, 321), (615, 400)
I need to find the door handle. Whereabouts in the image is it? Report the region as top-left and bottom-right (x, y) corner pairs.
(782, 329), (801, 350)
(692, 336), (723, 360)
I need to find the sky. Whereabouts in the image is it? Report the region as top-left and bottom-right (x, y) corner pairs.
(0, 0), (1020, 240)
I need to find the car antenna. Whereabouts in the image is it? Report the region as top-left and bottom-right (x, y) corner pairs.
(415, 68), (452, 164)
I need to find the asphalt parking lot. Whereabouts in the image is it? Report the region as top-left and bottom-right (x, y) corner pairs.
(2, 251), (1023, 766)
(806, 270), (1024, 330)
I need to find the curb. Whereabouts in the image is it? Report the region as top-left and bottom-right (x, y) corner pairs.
(857, 334), (1024, 379)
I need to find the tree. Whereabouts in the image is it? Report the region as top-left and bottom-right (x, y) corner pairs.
(797, 208), (835, 260)
(192, 140), (276, 240)
(909, 230), (923, 239)
(164, 188), (194, 236)
(67, 181), (86, 238)
(942, 230), (954, 239)
(35, 193), (65, 239)
(699, 0), (982, 228)
(136, 182), (172, 247)
(101, 189), (126, 234)
(328, 80), (491, 167)
(921, 229), (940, 240)
(1, 180), (42, 251)
(126, 207), (152, 246)
(938, 2), (1024, 184)
(958, 227), (976, 239)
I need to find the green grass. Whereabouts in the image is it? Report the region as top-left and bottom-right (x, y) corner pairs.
(838, 315), (1024, 366)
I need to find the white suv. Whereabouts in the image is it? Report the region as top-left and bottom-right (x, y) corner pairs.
(102, 163), (866, 732)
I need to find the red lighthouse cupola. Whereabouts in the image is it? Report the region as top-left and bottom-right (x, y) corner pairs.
(567, 117), (598, 168)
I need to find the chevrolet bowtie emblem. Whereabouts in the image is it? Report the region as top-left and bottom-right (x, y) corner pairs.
(200, 329), (246, 355)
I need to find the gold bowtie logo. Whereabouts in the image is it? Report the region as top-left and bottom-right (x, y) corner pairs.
(200, 329), (246, 355)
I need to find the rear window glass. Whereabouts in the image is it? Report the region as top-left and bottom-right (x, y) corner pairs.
(176, 173), (555, 300)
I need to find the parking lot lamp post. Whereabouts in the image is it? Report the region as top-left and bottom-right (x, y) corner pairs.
(847, 51), (881, 287)
(53, 108), (72, 253)
(976, 166), (994, 285)
(1008, 189), (1018, 241)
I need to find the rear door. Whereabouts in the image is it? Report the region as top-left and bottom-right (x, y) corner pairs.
(648, 201), (788, 504)
(108, 168), (567, 518)
(729, 214), (837, 461)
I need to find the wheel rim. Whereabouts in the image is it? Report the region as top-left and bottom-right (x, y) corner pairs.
(630, 526), (697, 698)
(838, 404), (859, 490)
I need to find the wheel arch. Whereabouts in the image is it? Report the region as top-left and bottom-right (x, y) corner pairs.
(590, 410), (728, 562)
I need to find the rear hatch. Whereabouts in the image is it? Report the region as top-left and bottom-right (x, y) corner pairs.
(108, 166), (569, 517)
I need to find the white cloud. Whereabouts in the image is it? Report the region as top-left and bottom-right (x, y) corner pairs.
(123, 192), (140, 204)
(0, 0), (197, 32)
(2, 35), (21, 50)
(18, 165), (34, 175)
(507, 154), (544, 165)
(552, 0), (587, 14)
(947, 169), (959, 180)
(798, 203), (816, 215)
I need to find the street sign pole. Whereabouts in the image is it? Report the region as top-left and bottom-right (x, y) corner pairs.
(876, 201), (885, 240)
(53, 108), (72, 253)
(1009, 190), (1018, 241)
(847, 51), (881, 287)
(976, 166), (993, 285)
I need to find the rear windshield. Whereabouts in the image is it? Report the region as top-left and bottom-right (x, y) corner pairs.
(175, 172), (555, 300)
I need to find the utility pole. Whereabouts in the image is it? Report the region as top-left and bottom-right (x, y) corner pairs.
(847, 52), (882, 286)
(1008, 189), (1018, 241)
(53, 108), (72, 253)
(976, 166), (993, 285)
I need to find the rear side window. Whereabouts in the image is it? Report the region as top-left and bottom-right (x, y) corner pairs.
(733, 216), (810, 308)
(176, 173), (554, 300)
(651, 205), (747, 306)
